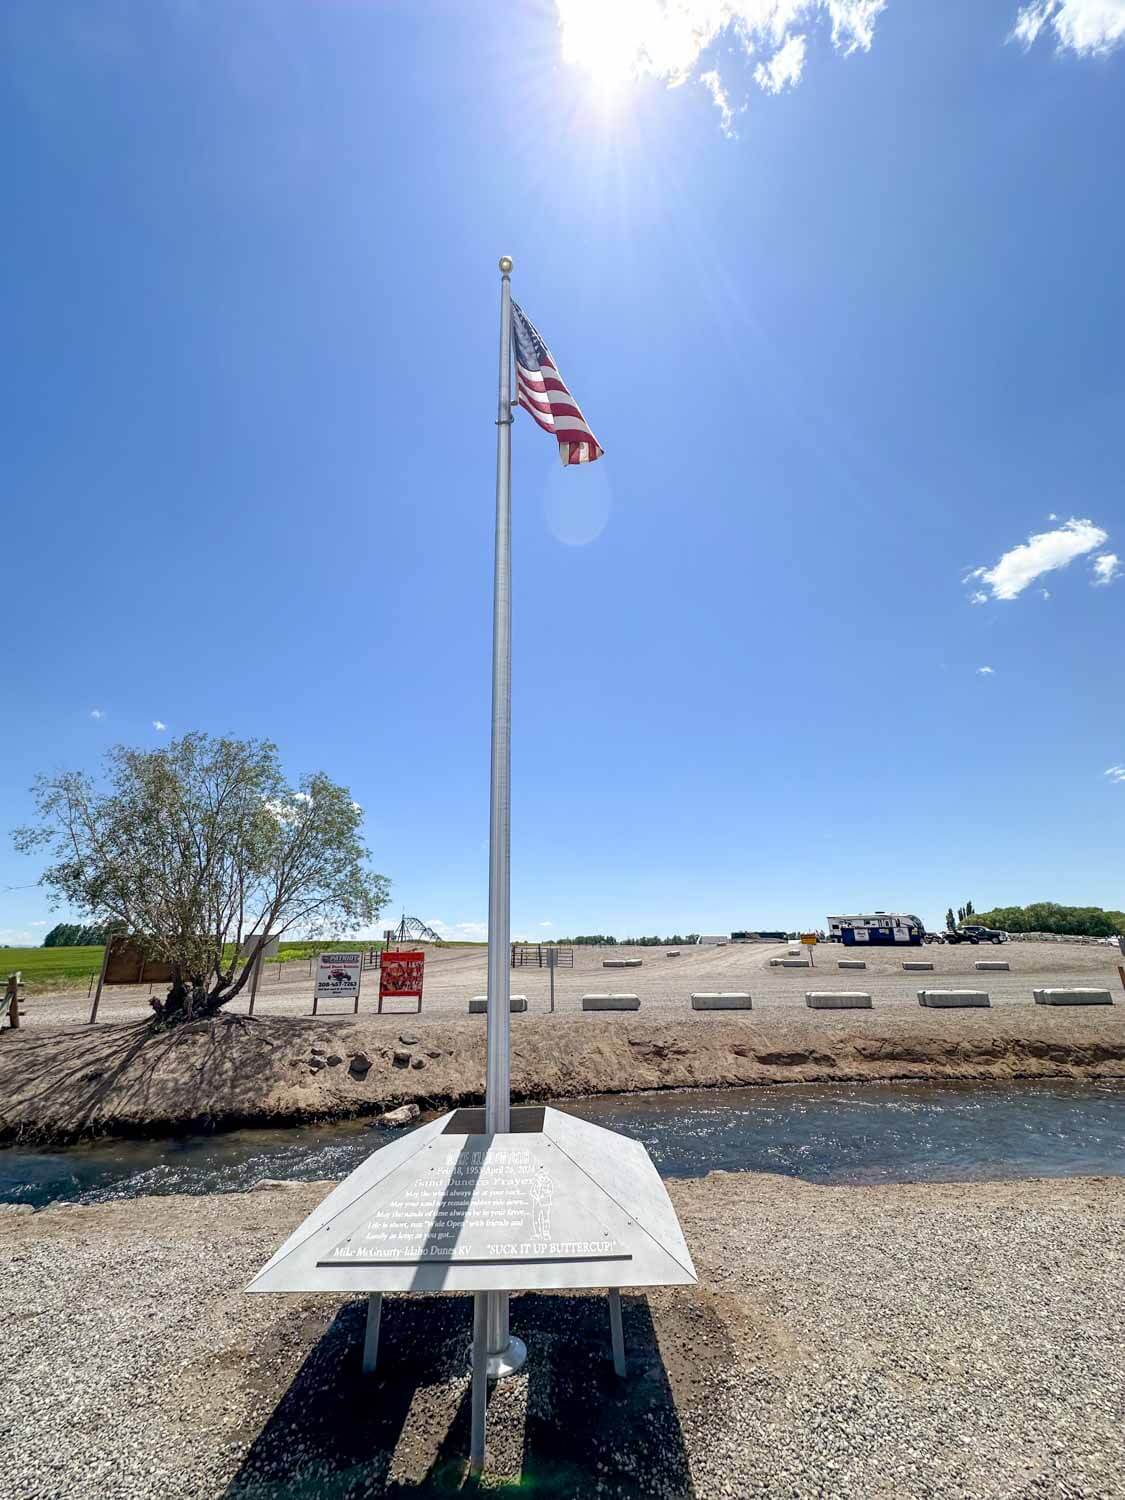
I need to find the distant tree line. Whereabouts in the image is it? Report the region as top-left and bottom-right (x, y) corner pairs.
(553, 934), (700, 946)
(970, 902), (1125, 938)
(42, 920), (125, 947)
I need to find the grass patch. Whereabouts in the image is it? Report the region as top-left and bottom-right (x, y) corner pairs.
(0, 946), (106, 989)
(3, 937), (474, 994)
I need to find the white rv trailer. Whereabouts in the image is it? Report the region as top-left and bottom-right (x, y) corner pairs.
(828, 912), (924, 947)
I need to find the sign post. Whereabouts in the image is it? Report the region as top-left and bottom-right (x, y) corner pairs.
(547, 943), (557, 1013)
(800, 932), (818, 967)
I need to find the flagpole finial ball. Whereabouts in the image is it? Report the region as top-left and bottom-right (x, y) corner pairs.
(498, 256), (513, 274)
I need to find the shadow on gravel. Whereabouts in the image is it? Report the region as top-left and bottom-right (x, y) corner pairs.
(222, 1292), (695, 1499)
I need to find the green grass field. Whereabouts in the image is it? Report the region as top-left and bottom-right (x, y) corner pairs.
(1, 939), (399, 993)
(0, 946), (107, 989)
(1, 936), (482, 993)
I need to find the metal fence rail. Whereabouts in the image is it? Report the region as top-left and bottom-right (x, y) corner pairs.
(511, 944), (574, 969)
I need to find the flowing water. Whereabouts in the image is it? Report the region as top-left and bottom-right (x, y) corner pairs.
(2, 1080), (1124, 1210)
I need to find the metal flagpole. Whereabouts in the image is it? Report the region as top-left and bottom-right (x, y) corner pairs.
(481, 254), (526, 1380)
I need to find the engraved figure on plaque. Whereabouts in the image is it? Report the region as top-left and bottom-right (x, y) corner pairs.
(529, 1173), (553, 1241)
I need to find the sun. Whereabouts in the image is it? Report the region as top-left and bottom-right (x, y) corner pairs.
(557, 0), (717, 101)
(557, 0), (648, 98)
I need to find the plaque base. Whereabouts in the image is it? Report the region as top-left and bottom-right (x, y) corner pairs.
(484, 1334), (527, 1378)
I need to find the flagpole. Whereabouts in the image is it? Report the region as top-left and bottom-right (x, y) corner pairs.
(480, 253), (526, 1382)
(486, 255), (513, 1140)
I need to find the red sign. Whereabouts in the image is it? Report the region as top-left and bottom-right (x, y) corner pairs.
(379, 949), (425, 1012)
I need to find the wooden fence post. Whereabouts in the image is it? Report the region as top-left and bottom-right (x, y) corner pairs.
(6, 974), (20, 1029)
(88, 943), (111, 1024)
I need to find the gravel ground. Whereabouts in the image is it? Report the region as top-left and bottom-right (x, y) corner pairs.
(20, 939), (1124, 1028)
(1, 1171), (1122, 1498)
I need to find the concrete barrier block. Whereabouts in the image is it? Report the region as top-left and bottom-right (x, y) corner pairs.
(603, 958), (642, 968)
(838, 960), (867, 971)
(691, 992), (753, 1010)
(779, 958), (811, 968)
(805, 992), (872, 1009)
(469, 995), (527, 1013)
(1033, 988), (1113, 1006)
(917, 990), (990, 1008)
(903, 961), (934, 971)
(975, 961), (1010, 971)
(581, 993), (640, 1011)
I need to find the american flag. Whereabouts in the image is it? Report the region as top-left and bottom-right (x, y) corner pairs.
(511, 302), (604, 466)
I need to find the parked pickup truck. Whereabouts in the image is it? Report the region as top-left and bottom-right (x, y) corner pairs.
(945, 924), (1007, 945)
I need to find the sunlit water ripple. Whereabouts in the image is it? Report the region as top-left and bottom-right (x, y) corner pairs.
(3, 1080), (1124, 1209)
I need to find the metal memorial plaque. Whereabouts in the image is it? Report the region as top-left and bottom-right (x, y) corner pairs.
(248, 1107), (696, 1297)
(323, 1143), (626, 1267)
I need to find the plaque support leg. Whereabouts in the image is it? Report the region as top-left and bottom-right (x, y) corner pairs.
(362, 1293), (382, 1374)
(470, 1292), (488, 1475)
(485, 1291), (527, 1378)
(608, 1288), (626, 1378)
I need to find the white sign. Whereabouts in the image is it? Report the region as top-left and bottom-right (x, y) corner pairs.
(315, 952), (363, 1002)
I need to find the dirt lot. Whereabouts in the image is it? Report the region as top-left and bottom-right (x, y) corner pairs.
(18, 938), (1124, 1027)
(3, 1171), (1122, 1499)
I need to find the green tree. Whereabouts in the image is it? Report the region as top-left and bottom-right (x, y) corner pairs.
(15, 732), (389, 1024)
(972, 902), (1123, 938)
(945, 907), (956, 931)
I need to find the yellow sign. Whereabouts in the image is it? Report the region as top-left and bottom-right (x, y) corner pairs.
(800, 933), (818, 945)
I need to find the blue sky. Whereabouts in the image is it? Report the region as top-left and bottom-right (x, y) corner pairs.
(2, 0), (1123, 943)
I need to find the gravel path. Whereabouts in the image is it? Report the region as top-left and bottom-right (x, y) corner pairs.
(1, 1171), (1122, 1498)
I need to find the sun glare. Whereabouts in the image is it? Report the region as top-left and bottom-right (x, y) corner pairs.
(555, 0), (704, 100)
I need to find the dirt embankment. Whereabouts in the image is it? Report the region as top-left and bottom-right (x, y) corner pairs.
(2, 1005), (1124, 1146)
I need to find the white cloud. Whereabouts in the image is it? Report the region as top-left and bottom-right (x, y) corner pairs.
(555, 1), (886, 128)
(966, 517), (1108, 602)
(425, 918), (489, 942)
(1091, 552), (1121, 587)
(977, 665), (995, 675)
(1041, 588), (1051, 599)
(756, 32), (808, 91)
(539, 920), (554, 928)
(969, 590), (989, 606)
(152, 719), (167, 731)
(0, 928), (37, 946)
(1010, 0), (1125, 56)
(89, 708), (105, 720)
(1104, 765), (1125, 783)
(699, 69), (737, 135)
(1047, 512), (1058, 520)
(30, 920), (48, 927)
